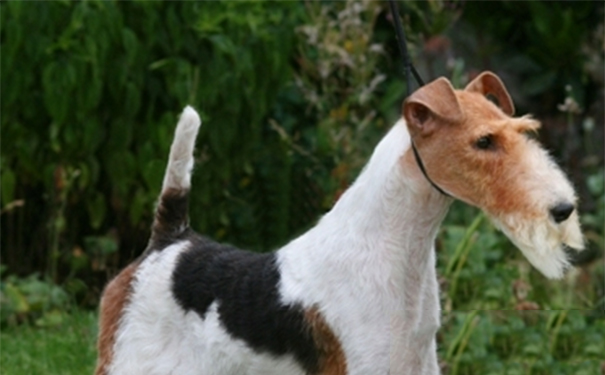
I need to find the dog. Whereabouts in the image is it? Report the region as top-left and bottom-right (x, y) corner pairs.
(95, 71), (584, 375)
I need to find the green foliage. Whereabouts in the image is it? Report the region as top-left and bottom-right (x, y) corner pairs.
(455, 1), (602, 111)
(1, 1), (306, 282)
(437, 213), (601, 374)
(583, 169), (605, 251)
(438, 206), (605, 374)
(293, 0), (397, 204)
(440, 310), (605, 375)
(0, 270), (71, 327)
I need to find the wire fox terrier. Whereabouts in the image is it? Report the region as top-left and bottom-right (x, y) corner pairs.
(95, 71), (584, 375)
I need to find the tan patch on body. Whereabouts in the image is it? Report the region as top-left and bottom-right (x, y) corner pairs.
(95, 263), (138, 375)
(305, 307), (347, 375)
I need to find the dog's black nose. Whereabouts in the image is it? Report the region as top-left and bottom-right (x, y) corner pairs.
(550, 202), (575, 223)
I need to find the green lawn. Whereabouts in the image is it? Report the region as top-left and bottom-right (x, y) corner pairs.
(0, 310), (97, 375)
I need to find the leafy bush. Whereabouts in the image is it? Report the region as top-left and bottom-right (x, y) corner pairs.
(292, 0), (396, 204)
(440, 310), (605, 375)
(438, 207), (604, 374)
(0, 268), (71, 327)
(1, 1), (307, 285)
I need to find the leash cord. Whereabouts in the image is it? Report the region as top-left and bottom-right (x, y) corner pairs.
(387, 0), (451, 198)
(387, 0), (424, 96)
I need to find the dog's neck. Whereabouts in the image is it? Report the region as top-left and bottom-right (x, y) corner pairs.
(325, 119), (451, 260)
(279, 120), (451, 300)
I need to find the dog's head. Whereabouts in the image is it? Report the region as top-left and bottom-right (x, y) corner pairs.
(402, 71), (584, 279)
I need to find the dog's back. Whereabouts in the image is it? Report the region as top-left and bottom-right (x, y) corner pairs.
(95, 107), (333, 375)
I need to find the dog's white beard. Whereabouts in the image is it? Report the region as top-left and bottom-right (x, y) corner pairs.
(490, 212), (584, 279)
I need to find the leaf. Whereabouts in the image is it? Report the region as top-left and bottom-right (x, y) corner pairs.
(148, 58), (171, 71)
(77, 162), (90, 191)
(1, 167), (16, 207)
(142, 159), (166, 190)
(3, 283), (29, 313)
(209, 34), (237, 57)
(84, 235), (118, 256)
(124, 81), (141, 117)
(86, 192), (106, 230)
(64, 277), (88, 295)
(521, 71), (557, 97)
(586, 171), (604, 196)
(129, 188), (149, 225)
(43, 60), (77, 124)
(105, 151), (135, 197)
(378, 81), (406, 118)
(35, 309), (65, 328)
(122, 27), (138, 58)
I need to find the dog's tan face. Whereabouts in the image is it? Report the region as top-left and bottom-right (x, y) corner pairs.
(402, 72), (584, 279)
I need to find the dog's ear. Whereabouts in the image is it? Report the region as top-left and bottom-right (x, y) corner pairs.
(465, 71), (515, 116)
(403, 77), (463, 136)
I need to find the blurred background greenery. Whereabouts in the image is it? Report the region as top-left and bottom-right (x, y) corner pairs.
(1, 1), (603, 374)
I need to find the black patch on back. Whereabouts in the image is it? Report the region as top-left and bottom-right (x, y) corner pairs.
(171, 233), (319, 373)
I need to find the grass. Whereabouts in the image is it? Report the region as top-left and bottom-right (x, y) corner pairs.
(0, 310), (97, 375)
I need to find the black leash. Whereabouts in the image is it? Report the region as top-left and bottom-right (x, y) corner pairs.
(387, 0), (451, 198)
(387, 0), (424, 95)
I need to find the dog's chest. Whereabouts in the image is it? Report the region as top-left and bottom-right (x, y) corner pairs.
(274, 221), (444, 375)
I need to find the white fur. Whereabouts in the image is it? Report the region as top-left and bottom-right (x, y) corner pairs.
(489, 142), (584, 279)
(109, 241), (304, 375)
(162, 106), (201, 192)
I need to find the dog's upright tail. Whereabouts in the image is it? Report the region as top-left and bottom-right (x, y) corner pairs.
(150, 106), (201, 245)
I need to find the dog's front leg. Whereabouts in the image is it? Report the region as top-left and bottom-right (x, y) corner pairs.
(390, 250), (441, 375)
(389, 249), (441, 375)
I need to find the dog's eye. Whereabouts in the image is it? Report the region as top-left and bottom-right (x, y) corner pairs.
(475, 135), (494, 150)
